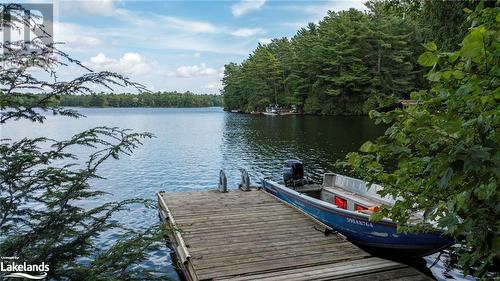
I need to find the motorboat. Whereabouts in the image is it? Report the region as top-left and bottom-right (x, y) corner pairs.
(260, 160), (454, 257)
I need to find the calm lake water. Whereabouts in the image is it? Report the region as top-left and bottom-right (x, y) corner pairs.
(1, 107), (472, 280)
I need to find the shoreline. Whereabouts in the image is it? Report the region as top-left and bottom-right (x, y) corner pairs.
(225, 110), (370, 117)
(32, 106), (371, 116)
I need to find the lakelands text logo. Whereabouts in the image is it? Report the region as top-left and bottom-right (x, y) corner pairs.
(1, 256), (49, 280)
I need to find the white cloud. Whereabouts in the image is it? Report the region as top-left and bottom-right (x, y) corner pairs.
(60, 3), (219, 34)
(59, 0), (118, 16)
(323, 0), (367, 12)
(280, 21), (308, 29)
(280, 0), (367, 27)
(54, 7), (254, 55)
(232, 0), (266, 17)
(89, 53), (112, 64)
(21, 4), (275, 94)
(54, 22), (103, 51)
(204, 82), (223, 90)
(285, 0), (366, 15)
(258, 38), (272, 44)
(231, 28), (264, 37)
(150, 34), (252, 55)
(160, 16), (219, 33)
(174, 63), (218, 78)
(85, 52), (157, 76)
(120, 52), (142, 63)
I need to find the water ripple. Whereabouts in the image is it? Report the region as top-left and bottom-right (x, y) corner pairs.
(3, 107), (466, 280)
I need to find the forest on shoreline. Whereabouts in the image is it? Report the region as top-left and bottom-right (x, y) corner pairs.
(1, 1), (498, 279)
(15, 92), (222, 108)
(222, 1), (475, 115)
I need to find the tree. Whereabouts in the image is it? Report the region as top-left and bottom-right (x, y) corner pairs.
(288, 23), (322, 112)
(419, 0), (478, 51)
(344, 4), (499, 278)
(222, 4), (425, 115)
(0, 4), (167, 280)
(222, 62), (244, 110)
(364, 0), (422, 110)
(54, 92), (222, 108)
(318, 9), (371, 115)
(268, 38), (295, 106)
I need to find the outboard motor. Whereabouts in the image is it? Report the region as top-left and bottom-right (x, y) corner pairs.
(283, 160), (305, 187)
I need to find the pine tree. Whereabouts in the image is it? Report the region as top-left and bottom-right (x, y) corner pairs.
(0, 4), (168, 280)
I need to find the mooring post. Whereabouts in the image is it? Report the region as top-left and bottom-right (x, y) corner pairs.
(218, 169), (228, 193)
(239, 168), (250, 191)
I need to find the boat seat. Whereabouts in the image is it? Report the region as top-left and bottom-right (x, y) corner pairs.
(322, 186), (385, 208)
(293, 184), (323, 192)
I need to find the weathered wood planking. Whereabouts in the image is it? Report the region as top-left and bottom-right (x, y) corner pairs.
(157, 189), (431, 281)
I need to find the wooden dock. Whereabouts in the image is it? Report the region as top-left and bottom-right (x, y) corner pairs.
(157, 189), (431, 281)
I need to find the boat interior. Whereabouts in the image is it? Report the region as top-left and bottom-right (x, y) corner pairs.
(290, 173), (395, 215)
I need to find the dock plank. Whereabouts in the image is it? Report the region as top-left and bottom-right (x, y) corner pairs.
(215, 257), (404, 281)
(158, 189), (431, 281)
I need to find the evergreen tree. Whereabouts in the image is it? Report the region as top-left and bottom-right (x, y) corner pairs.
(222, 2), (427, 115)
(0, 4), (168, 280)
(318, 9), (371, 115)
(344, 4), (499, 278)
(288, 23), (322, 112)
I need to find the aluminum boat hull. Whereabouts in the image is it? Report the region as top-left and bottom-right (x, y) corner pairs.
(261, 179), (454, 257)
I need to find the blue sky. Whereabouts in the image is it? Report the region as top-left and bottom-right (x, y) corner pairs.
(43, 0), (366, 94)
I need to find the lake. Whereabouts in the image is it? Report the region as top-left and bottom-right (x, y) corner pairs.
(1, 107), (471, 280)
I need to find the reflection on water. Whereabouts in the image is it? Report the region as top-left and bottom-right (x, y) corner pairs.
(1, 107), (471, 280)
(1, 107), (384, 192)
(222, 113), (385, 183)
